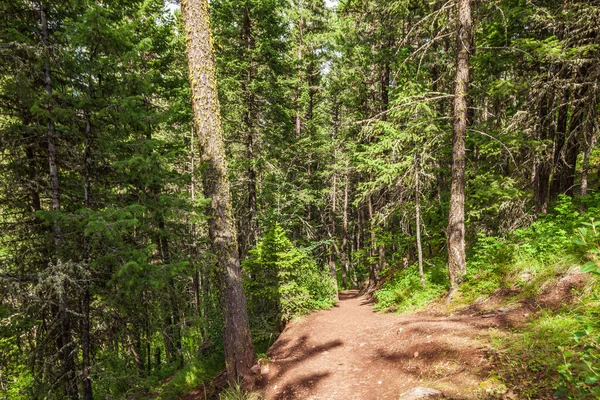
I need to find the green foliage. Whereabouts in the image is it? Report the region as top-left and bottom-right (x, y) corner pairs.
(492, 312), (584, 398)
(458, 195), (600, 304)
(151, 354), (224, 400)
(576, 219), (600, 277)
(555, 218), (600, 398)
(557, 318), (600, 399)
(243, 223), (337, 337)
(374, 261), (447, 313)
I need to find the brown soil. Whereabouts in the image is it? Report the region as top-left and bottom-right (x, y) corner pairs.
(257, 290), (530, 400)
(178, 272), (589, 400)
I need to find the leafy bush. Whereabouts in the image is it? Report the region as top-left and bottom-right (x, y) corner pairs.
(243, 223), (337, 337)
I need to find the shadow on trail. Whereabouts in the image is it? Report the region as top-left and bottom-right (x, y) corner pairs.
(273, 371), (331, 400)
(338, 290), (359, 300)
(262, 334), (343, 395)
(375, 344), (461, 364)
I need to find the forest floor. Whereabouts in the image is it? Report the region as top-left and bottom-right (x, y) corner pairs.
(256, 274), (586, 400)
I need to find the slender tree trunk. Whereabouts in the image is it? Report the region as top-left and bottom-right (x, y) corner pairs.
(341, 166), (349, 289)
(42, 6), (61, 247)
(415, 153), (425, 286)
(158, 219), (182, 367)
(295, 15), (303, 139)
(581, 132), (596, 196)
(447, 0), (472, 291)
(367, 194), (377, 285)
(41, 4), (78, 398)
(534, 92), (556, 215)
(378, 244), (385, 274)
(25, 140), (41, 212)
(82, 113), (93, 400)
(181, 0), (255, 383)
(581, 80), (598, 201)
(549, 89), (571, 201)
(561, 102), (582, 196)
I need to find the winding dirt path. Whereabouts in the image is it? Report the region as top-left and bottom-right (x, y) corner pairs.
(258, 290), (522, 400)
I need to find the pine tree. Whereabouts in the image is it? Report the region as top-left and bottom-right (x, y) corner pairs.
(180, 0), (255, 383)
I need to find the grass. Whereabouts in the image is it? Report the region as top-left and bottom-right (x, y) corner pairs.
(148, 353), (224, 399)
(218, 383), (263, 400)
(373, 259), (447, 313)
(371, 194), (600, 398)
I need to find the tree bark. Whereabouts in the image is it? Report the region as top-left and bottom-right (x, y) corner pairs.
(580, 78), (599, 201)
(295, 15), (303, 139)
(415, 153), (425, 286)
(82, 113), (93, 400)
(367, 194), (377, 285)
(533, 92), (556, 215)
(447, 0), (472, 290)
(181, 0), (255, 383)
(341, 165), (349, 289)
(41, 4), (78, 398)
(549, 89), (571, 201)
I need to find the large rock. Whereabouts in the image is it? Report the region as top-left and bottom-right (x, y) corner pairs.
(399, 387), (444, 399)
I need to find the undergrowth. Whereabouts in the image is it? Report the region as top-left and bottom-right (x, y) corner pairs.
(373, 194), (600, 398)
(374, 259), (447, 312)
(146, 353), (224, 399)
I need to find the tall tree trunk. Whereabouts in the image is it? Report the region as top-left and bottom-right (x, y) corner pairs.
(580, 79), (598, 201)
(181, 0), (255, 383)
(158, 218), (182, 367)
(295, 15), (303, 139)
(341, 165), (349, 289)
(378, 244), (385, 275)
(415, 153), (425, 286)
(41, 4), (78, 398)
(533, 92), (556, 215)
(549, 89), (571, 201)
(367, 194), (377, 285)
(25, 138), (41, 212)
(447, 0), (472, 291)
(561, 101), (583, 196)
(82, 113), (93, 400)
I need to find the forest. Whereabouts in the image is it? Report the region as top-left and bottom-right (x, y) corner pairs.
(1, 0), (600, 398)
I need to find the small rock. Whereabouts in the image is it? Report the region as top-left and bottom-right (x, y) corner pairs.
(519, 272), (532, 283)
(250, 364), (260, 374)
(413, 351), (419, 358)
(399, 387), (444, 399)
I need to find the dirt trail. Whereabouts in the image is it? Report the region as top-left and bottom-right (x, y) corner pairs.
(258, 290), (522, 400)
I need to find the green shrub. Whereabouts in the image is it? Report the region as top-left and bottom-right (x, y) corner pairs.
(557, 319), (600, 399)
(152, 353), (224, 399)
(556, 218), (600, 399)
(243, 223), (337, 338)
(374, 261), (447, 313)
